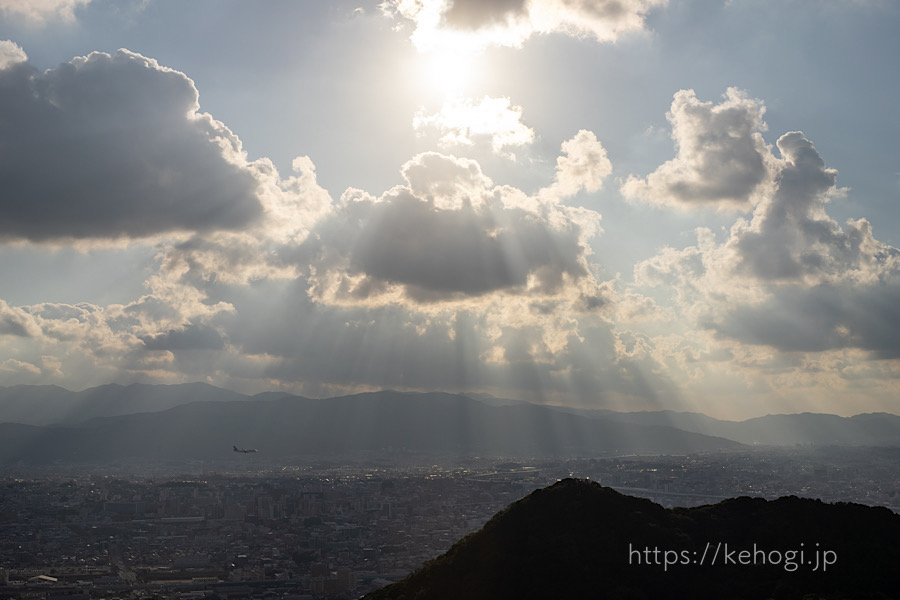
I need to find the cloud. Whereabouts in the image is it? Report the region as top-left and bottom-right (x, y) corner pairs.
(0, 38), (639, 401)
(306, 151), (604, 307)
(0, 0), (90, 23)
(0, 40), (27, 69)
(633, 115), (900, 360)
(140, 322), (225, 351)
(0, 47), (267, 242)
(540, 129), (612, 199)
(413, 95), (535, 156)
(621, 88), (772, 209)
(714, 283), (900, 358)
(728, 132), (884, 283)
(0, 358), (41, 376)
(0, 299), (38, 337)
(400, 151), (494, 210)
(383, 0), (667, 53)
(441, 0), (529, 29)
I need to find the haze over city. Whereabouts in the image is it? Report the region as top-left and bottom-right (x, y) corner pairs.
(1, 0), (899, 422)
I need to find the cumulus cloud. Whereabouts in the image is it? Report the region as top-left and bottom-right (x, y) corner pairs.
(0, 40), (631, 398)
(0, 43), (337, 387)
(0, 283), (242, 388)
(0, 47), (267, 242)
(383, 0), (667, 53)
(400, 151), (493, 209)
(633, 109), (900, 360)
(0, 156), (646, 403)
(0, 40), (27, 69)
(0, 358), (42, 377)
(540, 129), (612, 199)
(1, 299), (38, 337)
(727, 132), (890, 283)
(0, 0), (90, 23)
(413, 95), (535, 156)
(621, 88), (772, 209)
(307, 151), (604, 307)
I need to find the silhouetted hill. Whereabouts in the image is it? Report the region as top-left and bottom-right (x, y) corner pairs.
(0, 391), (739, 463)
(367, 479), (900, 600)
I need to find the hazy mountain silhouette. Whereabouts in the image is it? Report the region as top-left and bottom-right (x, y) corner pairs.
(0, 382), (249, 425)
(0, 391), (740, 463)
(367, 478), (900, 600)
(3, 384), (898, 457)
(595, 409), (900, 446)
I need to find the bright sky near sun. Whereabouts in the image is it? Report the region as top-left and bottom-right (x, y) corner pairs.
(1, 0), (899, 420)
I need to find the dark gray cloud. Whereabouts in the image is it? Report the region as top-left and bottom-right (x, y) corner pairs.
(0, 47), (262, 241)
(307, 152), (599, 305)
(716, 283), (900, 358)
(140, 323), (225, 351)
(348, 190), (587, 299)
(351, 191), (520, 296)
(442, 0), (528, 29)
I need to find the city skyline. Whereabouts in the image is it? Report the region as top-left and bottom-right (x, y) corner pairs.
(1, 0), (899, 420)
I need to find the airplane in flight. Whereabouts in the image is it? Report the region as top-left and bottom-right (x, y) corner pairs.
(233, 445), (258, 453)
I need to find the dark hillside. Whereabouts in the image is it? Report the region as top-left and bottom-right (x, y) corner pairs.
(367, 479), (900, 600)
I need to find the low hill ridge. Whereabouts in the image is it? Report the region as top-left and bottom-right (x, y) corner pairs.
(367, 478), (900, 600)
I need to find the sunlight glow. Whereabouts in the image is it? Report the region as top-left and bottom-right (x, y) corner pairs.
(413, 95), (534, 155)
(424, 50), (475, 97)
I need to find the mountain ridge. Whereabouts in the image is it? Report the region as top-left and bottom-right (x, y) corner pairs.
(366, 478), (900, 600)
(2, 383), (899, 448)
(0, 390), (740, 463)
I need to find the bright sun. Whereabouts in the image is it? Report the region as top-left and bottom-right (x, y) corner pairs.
(424, 50), (476, 97)
(411, 24), (491, 100)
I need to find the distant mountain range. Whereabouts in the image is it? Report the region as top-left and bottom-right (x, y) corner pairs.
(0, 389), (738, 463)
(0, 383), (898, 464)
(594, 409), (900, 446)
(366, 478), (900, 600)
(0, 382), (251, 426)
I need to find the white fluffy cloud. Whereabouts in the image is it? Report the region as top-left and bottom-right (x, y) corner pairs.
(0, 0), (90, 23)
(383, 0), (667, 53)
(621, 88), (772, 209)
(0, 358), (41, 376)
(0, 40), (27, 69)
(0, 299), (39, 337)
(413, 95), (535, 155)
(540, 129), (612, 199)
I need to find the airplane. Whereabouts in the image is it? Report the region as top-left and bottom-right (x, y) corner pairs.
(233, 445), (258, 453)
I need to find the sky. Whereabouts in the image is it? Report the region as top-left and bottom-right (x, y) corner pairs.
(0, 0), (899, 420)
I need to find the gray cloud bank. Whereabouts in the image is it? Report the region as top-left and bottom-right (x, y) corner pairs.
(0, 47), (262, 241)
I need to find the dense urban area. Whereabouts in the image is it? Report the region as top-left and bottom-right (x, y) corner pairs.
(2, 447), (899, 600)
